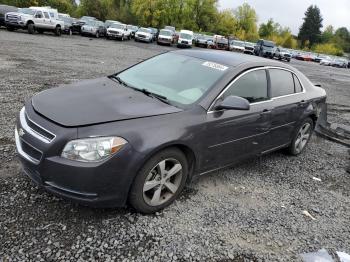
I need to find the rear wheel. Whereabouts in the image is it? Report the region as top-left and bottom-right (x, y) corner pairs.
(95, 31), (100, 38)
(129, 148), (188, 213)
(286, 118), (314, 155)
(28, 23), (35, 34)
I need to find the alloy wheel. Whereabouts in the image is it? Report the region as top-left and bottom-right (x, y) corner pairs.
(294, 122), (311, 153)
(143, 158), (183, 206)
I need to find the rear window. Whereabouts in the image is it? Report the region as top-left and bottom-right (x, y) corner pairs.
(269, 69), (295, 97)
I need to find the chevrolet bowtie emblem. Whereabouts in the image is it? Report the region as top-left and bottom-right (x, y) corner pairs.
(18, 128), (25, 137)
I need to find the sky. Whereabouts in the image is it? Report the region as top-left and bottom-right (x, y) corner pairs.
(219, 0), (350, 35)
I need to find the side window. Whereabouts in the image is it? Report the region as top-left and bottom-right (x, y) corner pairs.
(269, 69), (295, 97)
(293, 74), (303, 93)
(35, 11), (43, 18)
(43, 12), (50, 19)
(223, 70), (268, 103)
(50, 12), (54, 18)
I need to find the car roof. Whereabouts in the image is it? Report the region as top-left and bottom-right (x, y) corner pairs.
(172, 49), (290, 68)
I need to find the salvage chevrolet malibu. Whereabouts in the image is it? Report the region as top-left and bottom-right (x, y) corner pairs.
(15, 50), (326, 213)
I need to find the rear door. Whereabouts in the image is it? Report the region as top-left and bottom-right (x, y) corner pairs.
(202, 69), (273, 171)
(265, 68), (305, 150)
(42, 11), (51, 29)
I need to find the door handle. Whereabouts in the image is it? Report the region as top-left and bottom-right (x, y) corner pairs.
(260, 109), (271, 115)
(298, 100), (308, 106)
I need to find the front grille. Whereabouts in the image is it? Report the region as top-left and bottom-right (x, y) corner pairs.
(138, 34), (146, 38)
(25, 113), (55, 142)
(284, 54), (291, 57)
(181, 41), (188, 44)
(245, 47), (253, 50)
(6, 14), (19, 23)
(21, 139), (42, 162)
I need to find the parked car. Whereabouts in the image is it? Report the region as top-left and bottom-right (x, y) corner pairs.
(331, 59), (348, 68)
(314, 55), (329, 63)
(135, 27), (153, 43)
(320, 57), (333, 66)
(157, 29), (173, 45)
(295, 52), (313, 61)
(59, 16), (76, 35)
(81, 20), (105, 38)
(127, 24), (138, 38)
(243, 42), (255, 55)
(0, 4), (18, 27)
(254, 39), (275, 58)
(148, 27), (158, 41)
(5, 7), (64, 36)
(105, 20), (120, 28)
(15, 50), (326, 213)
(274, 47), (291, 62)
(216, 37), (229, 50)
(194, 34), (211, 48)
(164, 25), (175, 34)
(177, 30), (193, 48)
(106, 23), (131, 40)
(229, 40), (245, 52)
(72, 16), (96, 34)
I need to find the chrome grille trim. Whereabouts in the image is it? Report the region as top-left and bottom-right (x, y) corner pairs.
(19, 107), (56, 144)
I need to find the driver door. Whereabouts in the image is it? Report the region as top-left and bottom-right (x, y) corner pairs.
(33, 11), (44, 27)
(201, 69), (273, 171)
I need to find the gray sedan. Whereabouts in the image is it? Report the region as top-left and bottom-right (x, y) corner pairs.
(15, 50), (326, 213)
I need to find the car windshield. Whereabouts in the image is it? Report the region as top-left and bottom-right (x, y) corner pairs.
(61, 17), (72, 23)
(111, 23), (124, 29)
(180, 33), (192, 40)
(139, 28), (151, 33)
(263, 41), (274, 47)
(160, 30), (171, 36)
(116, 53), (228, 107)
(19, 8), (35, 15)
(165, 26), (175, 32)
(85, 20), (96, 26)
(231, 41), (244, 46)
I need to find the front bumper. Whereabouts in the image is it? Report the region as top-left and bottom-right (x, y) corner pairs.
(5, 20), (26, 28)
(15, 104), (143, 208)
(107, 32), (123, 38)
(135, 36), (152, 42)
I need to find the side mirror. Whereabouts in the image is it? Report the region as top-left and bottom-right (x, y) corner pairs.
(314, 84), (322, 87)
(214, 96), (250, 111)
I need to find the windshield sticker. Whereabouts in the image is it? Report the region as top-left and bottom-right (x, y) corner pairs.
(202, 61), (228, 71)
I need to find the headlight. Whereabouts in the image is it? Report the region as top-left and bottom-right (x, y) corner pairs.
(61, 137), (127, 162)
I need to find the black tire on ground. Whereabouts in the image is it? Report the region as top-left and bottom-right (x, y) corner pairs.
(54, 26), (61, 36)
(285, 117), (314, 156)
(121, 35), (124, 41)
(128, 35), (131, 40)
(134, 38), (138, 42)
(106, 35), (110, 40)
(129, 148), (189, 214)
(96, 31), (99, 38)
(28, 23), (35, 34)
(69, 29), (72, 36)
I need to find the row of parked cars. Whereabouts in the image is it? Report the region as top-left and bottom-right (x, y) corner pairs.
(1, 4), (349, 68)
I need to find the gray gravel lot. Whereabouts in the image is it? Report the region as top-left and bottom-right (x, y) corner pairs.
(0, 30), (349, 261)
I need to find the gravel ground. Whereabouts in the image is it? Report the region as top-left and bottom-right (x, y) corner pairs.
(0, 29), (349, 262)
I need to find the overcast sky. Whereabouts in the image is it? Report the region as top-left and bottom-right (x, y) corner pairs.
(219, 0), (350, 35)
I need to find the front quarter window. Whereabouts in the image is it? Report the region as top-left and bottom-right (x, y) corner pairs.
(116, 53), (228, 107)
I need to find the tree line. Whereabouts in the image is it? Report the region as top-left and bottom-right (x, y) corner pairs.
(1, 0), (349, 56)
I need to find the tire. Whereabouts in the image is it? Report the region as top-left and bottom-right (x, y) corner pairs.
(286, 118), (314, 156)
(129, 148), (189, 213)
(121, 35), (124, 41)
(54, 26), (61, 36)
(28, 23), (35, 34)
(96, 31), (99, 38)
(69, 29), (72, 36)
(128, 35), (131, 40)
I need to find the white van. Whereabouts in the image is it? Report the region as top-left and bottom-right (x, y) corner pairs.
(177, 29), (194, 48)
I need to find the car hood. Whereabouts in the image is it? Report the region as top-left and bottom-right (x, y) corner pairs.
(31, 77), (182, 127)
(6, 12), (31, 17)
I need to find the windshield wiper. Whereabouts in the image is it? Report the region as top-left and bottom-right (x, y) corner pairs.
(139, 89), (171, 105)
(112, 76), (171, 105)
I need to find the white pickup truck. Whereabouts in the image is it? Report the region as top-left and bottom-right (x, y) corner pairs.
(5, 7), (64, 36)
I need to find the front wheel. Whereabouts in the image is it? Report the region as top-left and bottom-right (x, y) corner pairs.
(28, 23), (35, 34)
(129, 148), (188, 213)
(96, 31), (100, 38)
(286, 118), (314, 155)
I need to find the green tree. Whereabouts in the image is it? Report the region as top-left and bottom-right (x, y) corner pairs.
(321, 25), (334, 43)
(298, 5), (323, 48)
(259, 18), (280, 38)
(233, 3), (258, 41)
(215, 9), (235, 36)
